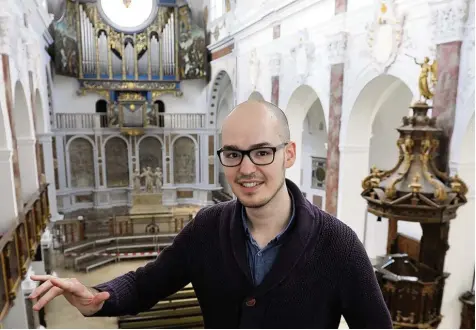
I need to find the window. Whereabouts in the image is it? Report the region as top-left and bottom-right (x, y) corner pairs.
(98, 0), (156, 33)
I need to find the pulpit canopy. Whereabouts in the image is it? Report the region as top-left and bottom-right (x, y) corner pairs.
(361, 102), (468, 223)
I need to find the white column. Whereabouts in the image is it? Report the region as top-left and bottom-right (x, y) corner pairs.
(0, 148), (18, 233)
(336, 144), (370, 241)
(16, 137), (39, 200)
(55, 135), (67, 189)
(439, 161), (475, 329)
(2, 285), (29, 329)
(37, 134), (62, 221)
(201, 134), (209, 185)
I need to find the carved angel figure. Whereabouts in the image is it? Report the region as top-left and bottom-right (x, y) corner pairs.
(154, 167), (163, 192)
(141, 167), (154, 192)
(414, 57), (438, 102)
(133, 169), (141, 192)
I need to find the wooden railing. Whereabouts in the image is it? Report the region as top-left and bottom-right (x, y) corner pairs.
(55, 113), (206, 130)
(0, 185), (50, 322)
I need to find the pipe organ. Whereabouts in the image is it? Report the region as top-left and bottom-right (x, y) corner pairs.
(51, 0), (206, 132)
(76, 3), (178, 81)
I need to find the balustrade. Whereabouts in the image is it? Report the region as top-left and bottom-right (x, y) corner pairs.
(55, 112), (206, 130)
(0, 185), (50, 323)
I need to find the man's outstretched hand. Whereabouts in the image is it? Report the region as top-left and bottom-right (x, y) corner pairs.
(28, 275), (110, 316)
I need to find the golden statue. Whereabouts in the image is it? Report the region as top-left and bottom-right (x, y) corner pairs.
(413, 56), (438, 103)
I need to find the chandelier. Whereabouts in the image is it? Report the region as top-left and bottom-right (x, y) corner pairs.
(123, 0), (132, 8)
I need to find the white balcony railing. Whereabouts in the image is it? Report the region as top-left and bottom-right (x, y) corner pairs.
(55, 113), (206, 130)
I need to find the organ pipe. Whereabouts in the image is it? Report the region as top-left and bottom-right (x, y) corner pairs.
(76, 4), (179, 80)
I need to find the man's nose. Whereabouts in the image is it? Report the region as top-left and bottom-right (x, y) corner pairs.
(239, 155), (257, 174)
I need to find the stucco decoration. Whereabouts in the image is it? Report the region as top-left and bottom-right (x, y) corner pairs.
(290, 30), (315, 84)
(327, 31), (347, 65)
(365, 0), (406, 73)
(249, 48), (260, 91)
(429, 0), (469, 45)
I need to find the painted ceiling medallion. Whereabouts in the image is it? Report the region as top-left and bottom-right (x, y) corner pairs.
(366, 0), (407, 72)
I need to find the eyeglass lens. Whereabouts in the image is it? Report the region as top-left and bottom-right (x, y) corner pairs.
(220, 148), (275, 166)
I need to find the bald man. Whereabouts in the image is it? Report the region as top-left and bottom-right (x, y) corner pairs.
(29, 101), (392, 328)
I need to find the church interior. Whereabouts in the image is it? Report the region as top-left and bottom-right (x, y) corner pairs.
(0, 0), (474, 328)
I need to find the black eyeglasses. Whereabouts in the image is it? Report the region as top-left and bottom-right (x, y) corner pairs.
(217, 143), (288, 167)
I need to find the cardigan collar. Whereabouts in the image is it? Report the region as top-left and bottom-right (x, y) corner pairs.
(228, 178), (316, 297)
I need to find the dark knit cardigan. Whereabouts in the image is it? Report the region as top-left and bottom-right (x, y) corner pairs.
(93, 179), (392, 329)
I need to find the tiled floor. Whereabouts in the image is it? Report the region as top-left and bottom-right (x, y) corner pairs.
(44, 257), (348, 329)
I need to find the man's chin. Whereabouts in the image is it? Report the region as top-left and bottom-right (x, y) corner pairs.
(236, 195), (270, 209)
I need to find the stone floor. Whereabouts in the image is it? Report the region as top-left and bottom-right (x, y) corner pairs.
(44, 258), (348, 329)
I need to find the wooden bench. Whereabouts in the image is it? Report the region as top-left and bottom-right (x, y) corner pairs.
(118, 285), (203, 329)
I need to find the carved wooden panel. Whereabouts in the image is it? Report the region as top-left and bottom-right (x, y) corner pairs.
(312, 195), (322, 208)
(105, 137), (129, 187)
(395, 233), (421, 262)
(69, 138), (95, 187)
(177, 191), (193, 199)
(173, 137), (196, 184)
(0, 252), (9, 321)
(15, 224), (29, 276)
(138, 137), (163, 171)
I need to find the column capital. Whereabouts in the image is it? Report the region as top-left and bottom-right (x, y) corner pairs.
(16, 137), (36, 146)
(429, 0), (470, 44)
(37, 133), (54, 143)
(327, 31), (348, 65)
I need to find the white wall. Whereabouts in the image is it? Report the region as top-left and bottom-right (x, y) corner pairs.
(159, 80), (208, 114)
(53, 76), (101, 114)
(53, 77), (207, 115)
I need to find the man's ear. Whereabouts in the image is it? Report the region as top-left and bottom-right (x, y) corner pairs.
(284, 142), (296, 168)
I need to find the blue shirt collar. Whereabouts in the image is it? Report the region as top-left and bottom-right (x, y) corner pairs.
(241, 190), (296, 242)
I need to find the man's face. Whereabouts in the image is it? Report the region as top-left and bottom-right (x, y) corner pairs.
(220, 106), (296, 208)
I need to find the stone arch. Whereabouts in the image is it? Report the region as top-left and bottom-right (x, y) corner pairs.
(34, 89), (47, 135)
(208, 70), (233, 128)
(248, 91), (264, 101)
(137, 135), (164, 177)
(13, 82), (35, 140)
(171, 135), (199, 185)
(13, 81), (39, 199)
(338, 74), (414, 261)
(66, 136), (96, 188)
(301, 98), (328, 209)
(284, 84), (323, 186)
(104, 135), (130, 187)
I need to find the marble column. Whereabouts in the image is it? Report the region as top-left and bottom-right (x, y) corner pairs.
(431, 0), (468, 168)
(269, 53), (281, 106)
(38, 133), (62, 221)
(335, 0), (347, 15)
(325, 32), (347, 216)
(2, 54), (23, 212)
(428, 0), (471, 327)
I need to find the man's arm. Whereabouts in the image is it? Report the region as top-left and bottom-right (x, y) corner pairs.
(90, 218), (196, 317)
(340, 232), (393, 329)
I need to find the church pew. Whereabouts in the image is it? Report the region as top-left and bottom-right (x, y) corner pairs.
(118, 286), (203, 329)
